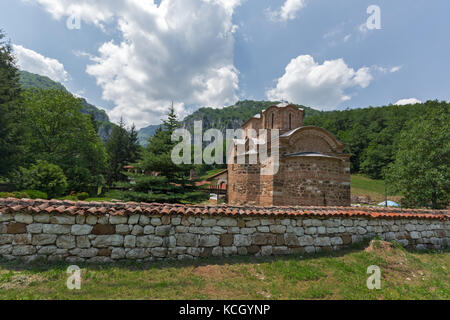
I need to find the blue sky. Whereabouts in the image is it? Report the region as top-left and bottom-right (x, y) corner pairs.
(1, 0), (449, 128)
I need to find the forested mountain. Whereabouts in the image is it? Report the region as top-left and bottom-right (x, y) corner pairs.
(19, 70), (66, 91)
(18, 71), (115, 141)
(304, 100), (449, 179)
(17, 71), (448, 183)
(137, 124), (161, 146)
(137, 100), (322, 144)
(182, 100), (321, 133)
(138, 99), (448, 182)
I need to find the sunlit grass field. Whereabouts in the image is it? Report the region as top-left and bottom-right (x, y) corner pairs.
(351, 175), (401, 203)
(1, 242), (448, 300)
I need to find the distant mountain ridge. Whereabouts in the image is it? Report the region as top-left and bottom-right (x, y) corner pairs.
(137, 100), (322, 145)
(18, 71), (323, 146)
(18, 70), (116, 142)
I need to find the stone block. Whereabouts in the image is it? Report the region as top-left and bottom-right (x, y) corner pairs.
(92, 224), (115, 235)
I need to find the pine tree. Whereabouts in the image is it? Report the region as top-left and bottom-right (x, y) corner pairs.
(105, 117), (130, 185)
(121, 104), (208, 204)
(163, 102), (179, 134)
(143, 103), (189, 180)
(127, 123), (141, 165)
(0, 30), (24, 175)
(105, 118), (143, 186)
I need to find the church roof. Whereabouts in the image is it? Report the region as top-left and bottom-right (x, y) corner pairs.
(283, 152), (343, 161)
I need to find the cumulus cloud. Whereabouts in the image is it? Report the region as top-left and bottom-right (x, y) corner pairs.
(28, 0), (242, 128)
(266, 55), (373, 110)
(395, 98), (422, 106)
(268, 0), (307, 21)
(12, 44), (68, 82)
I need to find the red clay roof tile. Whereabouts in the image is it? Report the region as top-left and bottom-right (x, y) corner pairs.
(0, 197), (448, 221)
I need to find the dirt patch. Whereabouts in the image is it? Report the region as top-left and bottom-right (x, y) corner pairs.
(0, 271), (46, 290)
(365, 240), (396, 253)
(192, 265), (226, 279)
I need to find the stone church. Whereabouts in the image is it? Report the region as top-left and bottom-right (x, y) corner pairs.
(227, 103), (351, 207)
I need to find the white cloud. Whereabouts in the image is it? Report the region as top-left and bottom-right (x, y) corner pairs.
(358, 22), (369, 34)
(395, 98), (422, 106)
(373, 65), (402, 74)
(27, 0), (242, 128)
(323, 28), (351, 45)
(266, 55), (373, 110)
(12, 44), (68, 82)
(268, 0), (307, 21)
(390, 66), (402, 73)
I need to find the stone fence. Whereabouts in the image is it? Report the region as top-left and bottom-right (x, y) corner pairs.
(0, 198), (448, 263)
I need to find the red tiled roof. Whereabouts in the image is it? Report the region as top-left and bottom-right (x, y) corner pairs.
(0, 198), (448, 220)
(205, 169), (228, 181)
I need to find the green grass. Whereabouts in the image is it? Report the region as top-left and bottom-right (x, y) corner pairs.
(0, 244), (448, 300)
(199, 168), (226, 181)
(84, 197), (116, 202)
(351, 174), (401, 203)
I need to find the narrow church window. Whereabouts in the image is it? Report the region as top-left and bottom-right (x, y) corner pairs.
(271, 113), (274, 129)
(289, 113), (292, 130)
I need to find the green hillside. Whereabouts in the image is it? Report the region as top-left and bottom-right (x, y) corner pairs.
(137, 124), (161, 147)
(182, 100), (321, 133)
(137, 100), (322, 144)
(19, 70), (67, 91)
(18, 71), (116, 142)
(351, 174), (402, 203)
(305, 100), (449, 179)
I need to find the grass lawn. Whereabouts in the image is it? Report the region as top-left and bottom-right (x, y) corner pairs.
(199, 168), (226, 181)
(351, 175), (401, 203)
(0, 242), (448, 300)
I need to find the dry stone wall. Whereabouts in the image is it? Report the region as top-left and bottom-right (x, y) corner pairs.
(0, 208), (448, 263)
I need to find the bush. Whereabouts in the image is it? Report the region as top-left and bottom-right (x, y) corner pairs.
(66, 167), (94, 192)
(0, 192), (15, 198)
(77, 192), (89, 201)
(59, 195), (78, 201)
(22, 190), (48, 199)
(12, 191), (29, 199)
(104, 189), (209, 204)
(11, 161), (68, 199)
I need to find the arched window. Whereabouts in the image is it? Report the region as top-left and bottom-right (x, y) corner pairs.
(271, 113), (274, 129)
(289, 113), (292, 130)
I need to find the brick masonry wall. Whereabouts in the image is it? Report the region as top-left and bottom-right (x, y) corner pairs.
(273, 157), (351, 207)
(228, 156), (351, 207)
(1, 209), (448, 263)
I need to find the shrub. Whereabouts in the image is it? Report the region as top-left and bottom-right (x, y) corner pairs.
(12, 191), (29, 199)
(77, 192), (89, 201)
(21, 190), (48, 199)
(59, 195), (78, 201)
(66, 167), (93, 192)
(103, 189), (209, 204)
(0, 192), (15, 198)
(11, 161), (68, 199)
